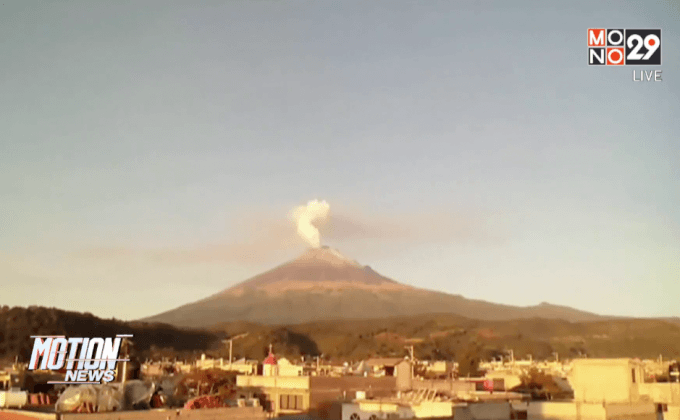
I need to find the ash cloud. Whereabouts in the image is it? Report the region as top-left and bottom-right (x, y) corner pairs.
(289, 199), (330, 248)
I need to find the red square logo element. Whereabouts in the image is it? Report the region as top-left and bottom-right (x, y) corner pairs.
(607, 47), (624, 65)
(588, 29), (606, 47)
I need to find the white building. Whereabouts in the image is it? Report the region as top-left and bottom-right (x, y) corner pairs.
(341, 399), (456, 420)
(527, 358), (680, 420)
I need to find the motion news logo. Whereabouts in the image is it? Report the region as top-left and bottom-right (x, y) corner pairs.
(28, 334), (132, 384)
(587, 29), (661, 66)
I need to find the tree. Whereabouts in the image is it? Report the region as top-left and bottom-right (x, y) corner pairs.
(457, 343), (482, 377)
(517, 368), (571, 400)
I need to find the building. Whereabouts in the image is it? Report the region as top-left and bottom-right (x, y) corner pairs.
(1, 406), (268, 420)
(453, 402), (513, 420)
(527, 358), (680, 420)
(263, 353), (279, 377)
(230, 358), (260, 375)
(0, 370), (11, 390)
(341, 399), (459, 420)
(424, 361), (452, 378)
(193, 355), (258, 375)
(278, 358), (304, 377)
(340, 391), (520, 420)
(341, 399), (417, 420)
(366, 358), (409, 377)
(483, 371), (522, 392)
(237, 374), (400, 417)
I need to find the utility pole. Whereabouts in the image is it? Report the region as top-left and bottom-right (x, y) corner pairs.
(120, 338), (130, 386)
(229, 339), (233, 369)
(222, 334), (248, 371)
(407, 345), (415, 361)
(222, 339), (234, 369)
(405, 345), (415, 378)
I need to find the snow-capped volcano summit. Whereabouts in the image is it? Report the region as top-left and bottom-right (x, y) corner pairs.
(218, 246), (406, 295)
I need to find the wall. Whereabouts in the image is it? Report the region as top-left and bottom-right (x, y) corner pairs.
(340, 401), (457, 419)
(453, 402), (512, 420)
(237, 375), (397, 416)
(236, 375), (312, 416)
(485, 372), (522, 390)
(467, 402), (511, 420)
(410, 401), (453, 418)
(275, 391), (309, 416)
(141, 365), (164, 376)
(638, 383), (680, 405)
(229, 364), (258, 375)
(358, 400), (401, 413)
(278, 359), (304, 377)
(193, 361), (258, 375)
(666, 405), (680, 420)
(571, 359), (641, 404)
(605, 402), (656, 420)
(237, 375), (311, 390)
(396, 362), (412, 391)
(279, 366), (304, 377)
(1, 373), (11, 390)
(58, 407), (266, 420)
(411, 379), (475, 395)
(527, 401), (580, 420)
(0, 409), (56, 420)
(309, 376), (397, 409)
(341, 402), (414, 420)
(426, 362), (451, 375)
(452, 406), (473, 420)
(526, 401), (658, 420)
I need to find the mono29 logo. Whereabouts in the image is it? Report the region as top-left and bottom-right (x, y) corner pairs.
(588, 29), (661, 66)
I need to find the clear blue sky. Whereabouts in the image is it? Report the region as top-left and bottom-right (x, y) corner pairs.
(1, 1), (678, 320)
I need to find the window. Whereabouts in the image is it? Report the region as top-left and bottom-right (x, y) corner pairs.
(632, 369), (636, 383)
(350, 414), (360, 420)
(279, 394), (304, 410)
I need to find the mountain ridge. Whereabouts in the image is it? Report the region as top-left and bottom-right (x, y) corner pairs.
(142, 247), (608, 327)
(2, 306), (678, 365)
(207, 313), (680, 361)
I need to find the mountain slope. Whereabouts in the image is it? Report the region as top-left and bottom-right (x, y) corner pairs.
(143, 247), (605, 327)
(208, 314), (680, 361)
(0, 306), (219, 363)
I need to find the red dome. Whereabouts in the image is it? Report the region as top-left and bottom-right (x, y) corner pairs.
(263, 353), (277, 365)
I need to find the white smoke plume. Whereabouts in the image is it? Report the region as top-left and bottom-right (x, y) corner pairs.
(290, 200), (330, 248)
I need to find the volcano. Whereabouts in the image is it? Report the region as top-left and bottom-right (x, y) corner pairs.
(142, 247), (603, 327)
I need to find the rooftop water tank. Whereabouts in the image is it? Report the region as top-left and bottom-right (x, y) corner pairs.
(0, 390), (28, 408)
